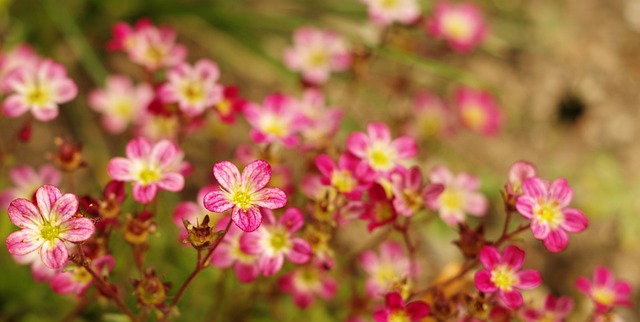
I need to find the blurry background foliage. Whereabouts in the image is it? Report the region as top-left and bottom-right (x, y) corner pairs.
(1, 0), (640, 321)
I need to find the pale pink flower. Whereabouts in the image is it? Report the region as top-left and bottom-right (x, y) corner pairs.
(5, 185), (95, 269)
(0, 164), (61, 209)
(203, 160), (287, 232)
(50, 255), (115, 296)
(315, 153), (372, 200)
(2, 59), (77, 121)
(296, 89), (343, 148)
(427, 2), (488, 53)
(515, 177), (588, 252)
(107, 137), (186, 203)
(424, 166), (487, 226)
(210, 217), (260, 283)
(0, 44), (40, 93)
(158, 59), (223, 117)
(474, 245), (542, 309)
(522, 294), (574, 322)
(506, 161), (537, 197)
(12, 252), (58, 282)
(409, 91), (454, 138)
(112, 20), (186, 70)
(240, 208), (312, 276)
(278, 264), (338, 308)
(346, 122), (418, 177)
(360, 241), (411, 297)
(135, 114), (180, 142)
(576, 266), (632, 313)
(360, 0), (421, 27)
(89, 75), (153, 133)
(243, 93), (306, 148)
(284, 27), (352, 85)
(454, 86), (502, 136)
(373, 292), (430, 322)
(172, 185), (217, 241)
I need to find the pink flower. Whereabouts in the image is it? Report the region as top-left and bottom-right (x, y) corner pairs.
(346, 122), (418, 177)
(408, 91), (454, 139)
(515, 177), (588, 252)
(172, 186), (217, 241)
(373, 292), (430, 322)
(0, 164), (61, 209)
(240, 208), (312, 276)
(243, 93), (306, 148)
(522, 294), (574, 322)
(316, 153), (372, 200)
(575, 266), (632, 313)
(213, 85), (245, 124)
(390, 166), (426, 217)
(296, 89), (344, 148)
(134, 114), (180, 142)
(126, 23), (187, 70)
(454, 86), (502, 136)
(360, 241), (411, 297)
(506, 161), (537, 197)
(107, 19), (151, 52)
(427, 2), (488, 53)
(2, 59), (77, 121)
(50, 255), (115, 296)
(107, 137), (186, 203)
(360, 0), (421, 27)
(210, 217), (260, 283)
(158, 59), (224, 117)
(203, 160), (287, 232)
(424, 166), (487, 226)
(278, 264), (338, 308)
(89, 75), (153, 134)
(474, 245), (542, 309)
(0, 44), (40, 93)
(360, 183), (398, 231)
(5, 185), (95, 269)
(284, 27), (352, 85)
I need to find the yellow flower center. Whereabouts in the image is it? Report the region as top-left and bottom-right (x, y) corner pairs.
(331, 170), (357, 193)
(439, 188), (463, 210)
(40, 223), (61, 242)
(367, 146), (394, 171)
(442, 12), (473, 41)
(533, 202), (562, 229)
(461, 104), (487, 131)
(71, 267), (93, 284)
(375, 264), (400, 286)
(138, 168), (161, 185)
(231, 189), (253, 210)
(114, 100), (134, 118)
(307, 50), (329, 68)
(381, 0), (400, 9)
(269, 231), (290, 251)
(388, 311), (410, 322)
(145, 45), (167, 65)
(260, 115), (288, 137)
(26, 84), (51, 107)
(216, 99), (232, 115)
(491, 265), (517, 291)
(181, 81), (204, 104)
(592, 287), (616, 306)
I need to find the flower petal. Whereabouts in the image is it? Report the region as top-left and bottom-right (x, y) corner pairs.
(593, 266), (614, 287)
(132, 183), (157, 204)
(6, 230), (42, 256)
(502, 245), (525, 270)
(391, 137), (418, 159)
(575, 277), (592, 294)
(561, 208), (588, 233)
(2, 95), (30, 117)
(107, 158), (134, 181)
(213, 161), (241, 191)
(150, 140), (180, 169)
(8, 198), (42, 228)
(285, 238), (312, 264)
(501, 290), (524, 309)
(203, 190), (233, 213)
(235, 262), (259, 283)
(278, 207), (304, 233)
(406, 301), (430, 319)
(515, 196), (536, 219)
(479, 246), (500, 269)
(543, 229), (569, 253)
(521, 177), (548, 198)
(259, 254), (284, 276)
(157, 172), (184, 191)
(474, 270), (497, 292)
(36, 185), (62, 219)
(464, 192), (488, 217)
(531, 220), (551, 240)
(241, 160), (272, 191)
(40, 239), (69, 269)
(549, 178), (573, 207)
(315, 154), (335, 178)
(346, 132), (369, 158)
(232, 207), (262, 232)
(60, 217), (95, 242)
(125, 137), (151, 159)
(51, 194), (79, 223)
(367, 122), (391, 143)
(516, 269), (542, 289)
(385, 292), (404, 310)
(253, 187), (287, 209)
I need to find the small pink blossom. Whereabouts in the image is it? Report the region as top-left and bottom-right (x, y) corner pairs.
(390, 166), (427, 217)
(89, 75), (153, 133)
(575, 266), (632, 313)
(50, 255), (115, 296)
(240, 208), (312, 276)
(126, 22), (187, 70)
(210, 217), (260, 283)
(0, 164), (61, 209)
(408, 91), (454, 139)
(213, 85), (245, 123)
(243, 93), (307, 148)
(2, 59), (77, 121)
(134, 114), (180, 142)
(360, 0), (421, 27)
(203, 160), (287, 232)
(296, 89), (344, 148)
(424, 166), (487, 226)
(5, 185), (95, 269)
(158, 59), (224, 117)
(454, 86), (502, 136)
(360, 241), (411, 297)
(0, 44), (40, 93)
(172, 185), (217, 242)
(522, 294), (574, 322)
(107, 19), (151, 52)
(427, 2), (488, 53)
(284, 27), (352, 85)
(316, 153), (372, 200)
(278, 263), (338, 308)
(373, 292), (430, 322)
(474, 245), (542, 309)
(107, 137), (186, 203)
(360, 183), (398, 231)
(346, 122), (418, 177)
(515, 177), (588, 252)
(506, 161), (537, 197)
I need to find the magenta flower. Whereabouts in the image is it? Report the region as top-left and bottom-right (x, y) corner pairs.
(158, 59), (224, 117)
(0, 164), (61, 209)
(575, 266), (632, 313)
(203, 160), (287, 232)
(373, 292), (430, 322)
(522, 294), (574, 322)
(50, 255), (115, 296)
(424, 166), (487, 226)
(346, 122), (417, 177)
(427, 2), (488, 53)
(515, 177), (588, 252)
(243, 93), (306, 148)
(89, 75), (153, 134)
(240, 208), (312, 276)
(360, 0), (421, 27)
(278, 264), (338, 308)
(107, 137), (186, 204)
(316, 153), (372, 200)
(172, 185), (217, 242)
(360, 241), (411, 297)
(454, 86), (502, 136)
(474, 245), (542, 309)
(5, 185), (95, 269)
(390, 166), (426, 217)
(213, 85), (245, 124)
(284, 27), (352, 85)
(360, 183), (398, 231)
(2, 59), (77, 121)
(210, 217), (260, 283)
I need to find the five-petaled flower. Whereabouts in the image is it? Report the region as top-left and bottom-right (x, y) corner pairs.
(515, 177), (588, 252)
(575, 266), (632, 313)
(278, 262), (338, 308)
(360, 0), (421, 27)
(203, 160), (287, 232)
(426, 1), (488, 53)
(5, 185), (95, 269)
(158, 59), (223, 117)
(474, 245), (542, 309)
(454, 86), (502, 136)
(373, 292), (430, 322)
(107, 137), (186, 204)
(522, 294), (574, 322)
(243, 94), (307, 148)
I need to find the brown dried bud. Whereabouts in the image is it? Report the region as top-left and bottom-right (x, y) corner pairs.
(48, 137), (85, 172)
(453, 223), (485, 259)
(427, 289), (458, 320)
(132, 268), (170, 308)
(182, 215), (224, 250)
(124, 211), (156, 245)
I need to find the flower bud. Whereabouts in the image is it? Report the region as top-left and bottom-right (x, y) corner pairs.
(182, 215), (224, 250)
(132, 268), (170, 308)
(124, 211), (156, 245)
(48, 137), (85, 172)
(453, 223), (485, 259)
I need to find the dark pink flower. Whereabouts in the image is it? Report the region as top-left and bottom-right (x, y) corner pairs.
(373, 292), (430, 322)
(474, 245), (542, 309)
(522, 294), (574, 322)
(360, 183), (398, 231)
(575, 266), (632, 313)
(454, 87), (502, 136)
(427, 2), (488, 53)
(316, 153), (372, 200)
